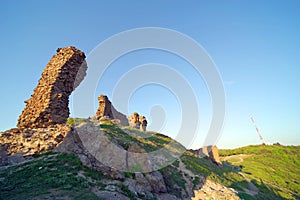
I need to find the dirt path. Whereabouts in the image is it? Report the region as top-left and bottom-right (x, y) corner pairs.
(221, 154), (259, 196)
(221, 154), (251, 165)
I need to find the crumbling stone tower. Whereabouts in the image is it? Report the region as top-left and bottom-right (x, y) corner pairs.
(128, 112), (147, 131)
(128, 112), (141, 129)
(17, 46), (87, 128)
(139, 116), (147, 132)
(95, 95), (113, 120)
(95, 94), (129, 126)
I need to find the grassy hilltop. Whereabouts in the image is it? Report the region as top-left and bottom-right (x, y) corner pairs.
(0, 119), (299, 199)
(219, 144), (300, 199)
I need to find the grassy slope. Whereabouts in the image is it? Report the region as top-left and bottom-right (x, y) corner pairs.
(0, 152), (103, 200)
(0, 119), (299, 199)
(219, 145), (300, 199)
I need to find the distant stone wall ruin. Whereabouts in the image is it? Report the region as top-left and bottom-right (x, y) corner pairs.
(95, 95), (129, 126)
(128, 112), (140, 129)
(17, 46), (87, 129)
(139, 115), (147, 132)
(191, 145), (221, 165)
(128, 112), (148, 132)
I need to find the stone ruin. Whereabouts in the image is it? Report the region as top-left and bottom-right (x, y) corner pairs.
(17, 46), (87, 129)
(208, 145), (221, 165)
(191, 145), (221, 165)
(139, 115), (147, 132)
(128, 112), (140, 129)
(94, 95), (129, 126)
(128, 112), (148, 132)
(0, 46), (240, 199)
(0, 46), (87, 157)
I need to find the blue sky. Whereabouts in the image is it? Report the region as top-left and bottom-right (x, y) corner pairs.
(0, 1), (299, 149)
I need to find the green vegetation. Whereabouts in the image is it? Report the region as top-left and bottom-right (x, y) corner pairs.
(100, 120), (188, 198)
(219, 145), (300, 199)
(100, 120), (184, 154)
(159, 165), (187, 198)
(192, 176), (200, 186)
(95, 121), (300, 199)
(0, 153), (105, 199)
(66, 117), (88, 126)
(124, 171), (136, 179)
(1, 119), (299, 199)
(181, 151), (250, 192)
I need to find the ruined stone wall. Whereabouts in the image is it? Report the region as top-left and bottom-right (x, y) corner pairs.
(95, 95), (113, 120)
(17, 46), (87, 129)
(208, 145), (221, 165)
(1, 46), (88, 157)
(190, 145), (221, 165)
(139, 115), (147, 132)
(95, 95), (129, 126)
(128, 112), (147, 131)
(128, 112), (140, 129)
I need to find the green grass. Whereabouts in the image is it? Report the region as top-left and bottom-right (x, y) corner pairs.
(192, 176), (200, 186)
(0, 153), (107, 200)
(100, 121), (300, 199)
(181, 151), (249, 191)
(2, 119), (299, 200)
(100, 120), (185, 154)
(219, 145), (300, 199)
(66, 117), (88, 126)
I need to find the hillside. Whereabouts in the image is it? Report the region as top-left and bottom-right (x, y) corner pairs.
(219, 144), (300, 199)
(1, 119), (299, 199)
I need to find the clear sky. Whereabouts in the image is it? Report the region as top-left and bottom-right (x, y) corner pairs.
(0, 1), (299, 149)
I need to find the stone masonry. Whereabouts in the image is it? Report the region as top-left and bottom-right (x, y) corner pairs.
(190, 145), (221, 165)
(139, 115), (147, 132)
(128, 112), (141, 129)
(95, 95), (129, 126)
(17, 46), (87, 129)
(0, 46), (88, 157)
(128, 112), (147, 131)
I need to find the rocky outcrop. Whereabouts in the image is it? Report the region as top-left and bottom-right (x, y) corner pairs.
(128, 112), (147, 131)
(127, 143), (151, 172)
(95, 95), (129, 126)
(0, 125), (73, 156)
(145, 171), (167, 193)
(55, 122), (168, 198)
(17, 46), (87, 129)
(56, 122), (152, 173)
(191, 145), (221, 165)
(192, 180), (239, 200)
